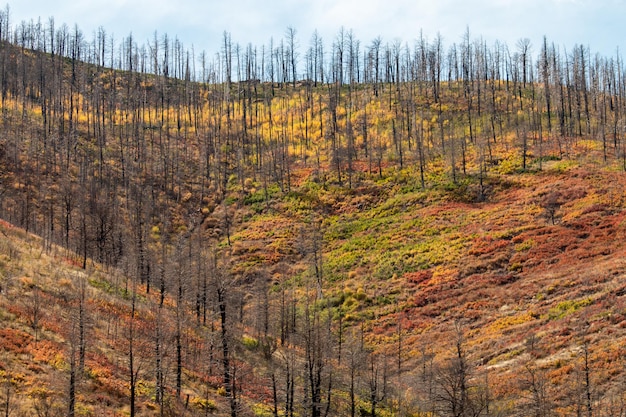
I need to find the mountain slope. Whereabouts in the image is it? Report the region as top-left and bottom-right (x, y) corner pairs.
(1, 25), (626, 416)
(223, 156), (626, 415)
(3, 156), (626, 416)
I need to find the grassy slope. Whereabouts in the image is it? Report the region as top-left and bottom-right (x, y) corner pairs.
(0, 220), (235, 416)
(3, 151), (626, 415)
(230, 151), (626, 411)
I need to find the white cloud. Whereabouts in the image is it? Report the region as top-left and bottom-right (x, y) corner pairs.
(5, 0), (626, 59)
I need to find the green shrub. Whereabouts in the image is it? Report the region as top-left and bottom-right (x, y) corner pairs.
(192, 398), (217, 411)
(548, 298), (593, 320)
(242, 335), (259, 350)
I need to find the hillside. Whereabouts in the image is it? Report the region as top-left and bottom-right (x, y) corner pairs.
(3, 156), (626, 416)
(226, 156), (626, 415)
(1, 19), (626, 416)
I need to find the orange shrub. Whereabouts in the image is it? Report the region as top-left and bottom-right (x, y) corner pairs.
(0, 328), (32, 354)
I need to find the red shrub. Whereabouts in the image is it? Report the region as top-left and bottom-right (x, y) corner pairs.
(490, 273), (519, 286)
(404, 269), (433, 285)
(468, 236), (510, 256)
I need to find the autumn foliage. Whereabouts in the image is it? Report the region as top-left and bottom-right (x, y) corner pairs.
(1, 14), (626, 416)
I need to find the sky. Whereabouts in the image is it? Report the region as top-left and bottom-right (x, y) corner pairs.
(6, 0), (626, 63)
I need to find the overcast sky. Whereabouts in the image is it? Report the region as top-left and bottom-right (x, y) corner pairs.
(7, 0), (626, 61)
